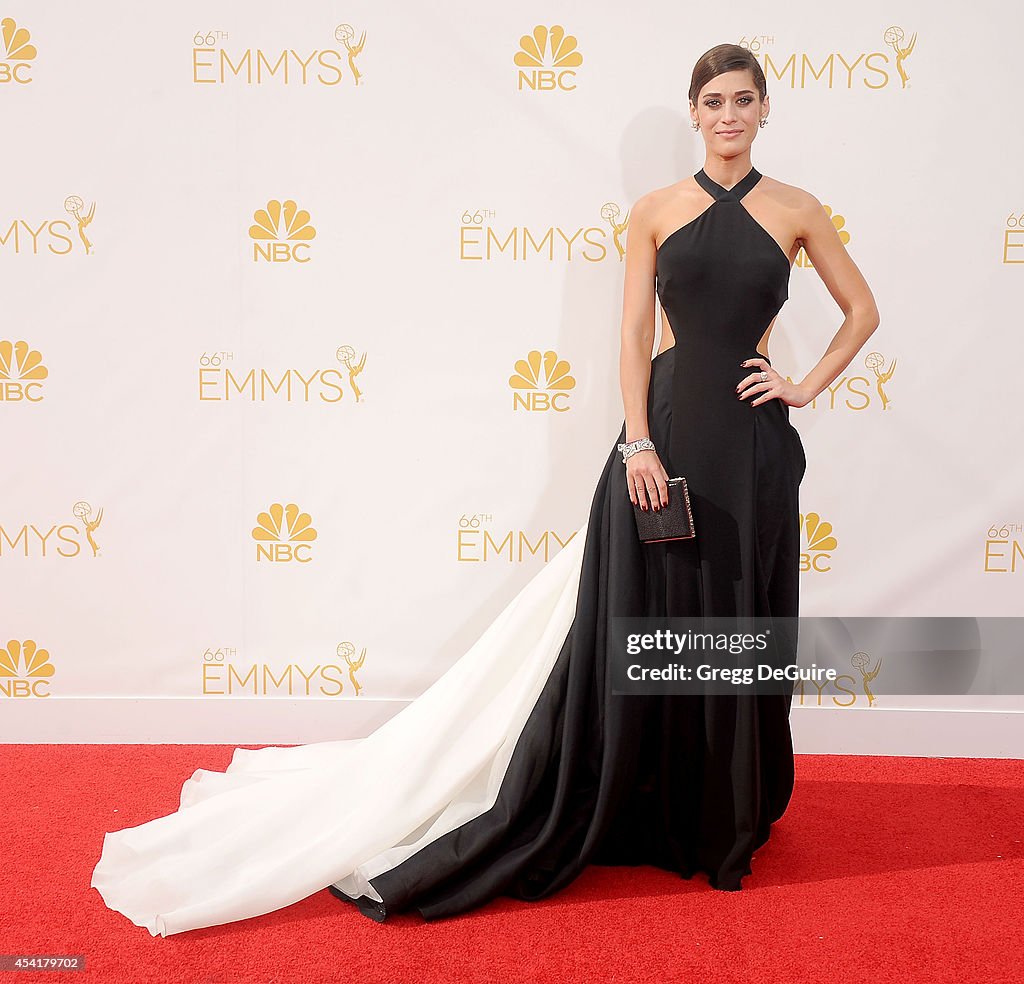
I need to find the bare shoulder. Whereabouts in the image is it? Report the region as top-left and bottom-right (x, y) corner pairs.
(632, 177), (706, 246)
(621, 187), (659, 250)
(757, 174), (831, 245)
(642, 174), (702, 203)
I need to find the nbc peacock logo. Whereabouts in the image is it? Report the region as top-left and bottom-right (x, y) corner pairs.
(0, 339), (48, 402)
(249, 199), (317, 262)
(514, 25), (583, 91)
(0, 639), (54, 698)
(0, 17), (36, 84)
(799, 512), (838, 573)
(509, 349), (576, 412)
(251, 502), (318, 563)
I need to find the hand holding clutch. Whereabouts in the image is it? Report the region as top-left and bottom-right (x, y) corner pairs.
(629, 476), (695, 544)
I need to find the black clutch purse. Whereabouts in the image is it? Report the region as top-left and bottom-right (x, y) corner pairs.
(630, 476), (695, 544)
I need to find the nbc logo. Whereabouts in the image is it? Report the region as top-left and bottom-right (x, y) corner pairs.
(0, 340), (47, 402)
(509, 349), (576, 412)
(249, 199), (317, 262)
(800, 512), (838, 573)
(514, 25), (582, 91)
(0, 639), (53, 698)
(0, 17), (36, 84)
(252, 502), (318, 562)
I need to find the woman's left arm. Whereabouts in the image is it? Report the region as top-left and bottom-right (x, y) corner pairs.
(787, 190), (882, 408)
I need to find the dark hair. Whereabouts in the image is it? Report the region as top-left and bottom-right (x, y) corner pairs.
(688, 43), (766, 107)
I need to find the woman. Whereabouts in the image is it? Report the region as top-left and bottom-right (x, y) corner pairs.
(91, 42), (880, 935)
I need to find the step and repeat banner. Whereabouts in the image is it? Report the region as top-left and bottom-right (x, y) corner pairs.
(3, 3), (1022, 750)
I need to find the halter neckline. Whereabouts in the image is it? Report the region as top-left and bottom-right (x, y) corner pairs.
(694, 166), (762, 202)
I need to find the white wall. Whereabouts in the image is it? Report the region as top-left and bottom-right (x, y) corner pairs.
(2, 3), (1021, 752)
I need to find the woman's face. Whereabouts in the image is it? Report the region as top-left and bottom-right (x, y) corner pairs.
(691, 69), (766, 153)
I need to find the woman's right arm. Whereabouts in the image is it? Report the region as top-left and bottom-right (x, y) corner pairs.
(618, 193), (670, 512)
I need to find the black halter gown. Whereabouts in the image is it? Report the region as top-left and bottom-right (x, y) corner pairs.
(332, 164), (806, 919)
(89, 166), (808, 937)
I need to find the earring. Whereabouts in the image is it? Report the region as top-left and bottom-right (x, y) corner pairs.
(692, 121), (699, 130)
(759, 116), (767, 127)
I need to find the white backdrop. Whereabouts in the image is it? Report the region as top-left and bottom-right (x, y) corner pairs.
(3, 2), (1022, 754)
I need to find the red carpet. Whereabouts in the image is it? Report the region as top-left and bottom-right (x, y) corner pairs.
(4, 745), (1021, 984)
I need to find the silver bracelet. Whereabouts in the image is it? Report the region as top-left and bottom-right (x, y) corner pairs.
(617, 437), (655, 463)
